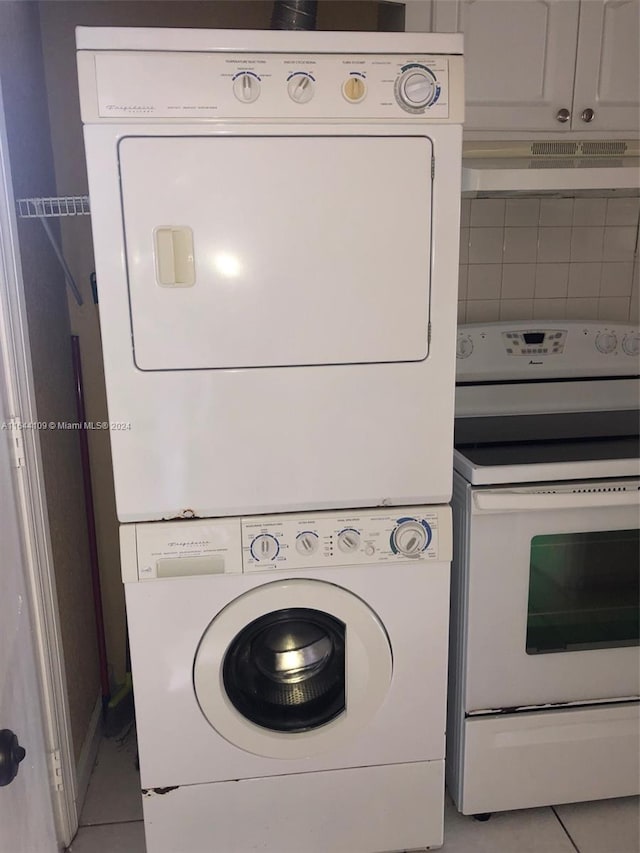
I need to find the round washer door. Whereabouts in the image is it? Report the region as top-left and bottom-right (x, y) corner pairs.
(193, 579), (392, 759)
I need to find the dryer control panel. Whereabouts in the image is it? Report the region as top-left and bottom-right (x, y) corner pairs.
(123, 505), (452, 581)
(78, 50), (464, 123)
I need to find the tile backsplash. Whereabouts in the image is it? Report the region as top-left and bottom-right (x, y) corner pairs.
(458, 196), (640, 325)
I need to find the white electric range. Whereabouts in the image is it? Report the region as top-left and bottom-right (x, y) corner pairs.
(448, 320), (640, 817)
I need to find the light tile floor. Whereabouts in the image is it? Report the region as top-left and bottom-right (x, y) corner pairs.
(66, 732), (640, 853)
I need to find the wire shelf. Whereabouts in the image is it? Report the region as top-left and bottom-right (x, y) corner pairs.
(16, 196), (91, 219)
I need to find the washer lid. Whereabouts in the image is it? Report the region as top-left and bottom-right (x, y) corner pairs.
(193, 578), (392, 759)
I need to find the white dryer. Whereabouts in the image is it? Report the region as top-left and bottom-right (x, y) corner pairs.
(76, 28), (464, 521)
(120, 504), (452, 853)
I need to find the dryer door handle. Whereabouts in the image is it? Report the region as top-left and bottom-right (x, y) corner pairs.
(154, 226), (195, 287)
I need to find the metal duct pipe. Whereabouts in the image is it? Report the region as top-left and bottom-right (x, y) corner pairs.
(271, 1), (318, 30)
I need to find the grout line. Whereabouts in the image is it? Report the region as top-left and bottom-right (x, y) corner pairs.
(551, 806), (581, 853)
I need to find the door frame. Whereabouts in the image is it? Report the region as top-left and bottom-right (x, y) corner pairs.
(0, 79), (78, 846)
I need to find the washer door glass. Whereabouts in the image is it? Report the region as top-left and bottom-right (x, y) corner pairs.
(223, 608), (345, 732)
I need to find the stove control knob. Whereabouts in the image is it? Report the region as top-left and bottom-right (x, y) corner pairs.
(456, 335), (474, 359)
(250, 534), (279, 561)
(595, 331), (618, 354)
(287, 74), (315, 104)
(233, 73), (261, 104)
(622, 333), (639, 357)
(391, 519), (431, 557)
(395, 66), (437, 112)
(337, 529), (360, 553)
(295, 531), (319, 556)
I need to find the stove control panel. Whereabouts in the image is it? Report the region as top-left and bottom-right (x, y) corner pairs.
(456, 321), (640, 382)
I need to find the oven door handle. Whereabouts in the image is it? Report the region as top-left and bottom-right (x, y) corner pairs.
(473, 489), (640, 513)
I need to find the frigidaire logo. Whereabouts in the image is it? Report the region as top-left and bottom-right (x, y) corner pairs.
(529, 360), (543, 365)
(168, 541), (209, 548)
(105, 104), (153, 111)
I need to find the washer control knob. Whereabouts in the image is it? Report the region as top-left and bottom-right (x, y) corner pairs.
(337, 529), (361, 553)
(391, 519), (431, 557)
(395, 66), (437, 111)
(233, 73), (261, 103)
(365, 545), (375, 556)
(622, 333), (639, 357)
(287, 74), (315, 104)
(342, 76), (366, 103)
(595, 331), (618, 354)
(456, 335), (474, 359)
(295, 531), (319, 556)
(250, 533), (279, 561)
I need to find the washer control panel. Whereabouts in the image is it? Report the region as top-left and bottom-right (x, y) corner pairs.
(242, 505), (448, 571)
(85, 51), (463, 122)
(456, 321), (640, 382)
(127, 506), (451, 580)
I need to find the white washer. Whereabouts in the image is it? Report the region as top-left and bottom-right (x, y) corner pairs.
(120, 504), (452, 853)
(76, 28), (464, 521)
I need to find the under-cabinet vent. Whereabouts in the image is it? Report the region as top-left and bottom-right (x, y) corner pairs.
(581, 141), (628, 157)
(530, 142), (579, 157)
(528, 141), (630, 159)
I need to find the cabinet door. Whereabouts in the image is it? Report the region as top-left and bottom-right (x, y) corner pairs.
(572, 0), (640, 131)
(433, 0), (580, 131)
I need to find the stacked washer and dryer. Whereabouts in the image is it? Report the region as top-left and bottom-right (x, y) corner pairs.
(77, 27), (464, 853)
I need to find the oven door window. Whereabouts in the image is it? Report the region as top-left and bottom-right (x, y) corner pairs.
(526, 529), (640, 654)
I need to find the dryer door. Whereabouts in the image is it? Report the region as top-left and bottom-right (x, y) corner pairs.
(119, 134), (433, 370)
(193, 579), (392, 759)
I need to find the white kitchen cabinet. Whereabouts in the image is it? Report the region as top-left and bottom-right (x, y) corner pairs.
(429, 0), (639, 133)
(573, 0), (640, 133)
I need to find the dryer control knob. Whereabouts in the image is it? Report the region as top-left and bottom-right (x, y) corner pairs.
(233, 73), (261, 104)
(250, 533), (279, 561)
(622, 333), (639, 357)
(595, 331), (618, 354)
(391, 520), (431, 557)
(395, 67), (437, 112)
(342, 76), (367, 103)
(287, 74), (315, 104)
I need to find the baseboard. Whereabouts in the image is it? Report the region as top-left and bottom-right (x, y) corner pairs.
(75, 693), (103, 817)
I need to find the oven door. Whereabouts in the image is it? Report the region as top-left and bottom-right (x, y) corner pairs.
(463, 479), (640, 713)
